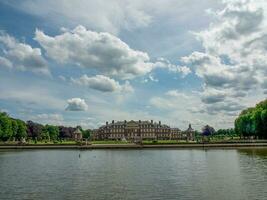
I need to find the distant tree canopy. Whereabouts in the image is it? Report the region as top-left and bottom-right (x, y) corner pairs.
(43, 125), (59, 141)
(58, 126), (74, 138)
(201, 125), (215, 136)
(235, 99), (267, 139)
(82, 129), (92, 139)
(0, 111), (91, 141)
(215, 128), (236, 136)
(0, 112), (27, 141)
(27, 121), (43, 139)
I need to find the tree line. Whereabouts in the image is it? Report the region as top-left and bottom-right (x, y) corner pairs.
(235, 99), (267, 139)
(0, 112), (91, 141)
(1, 99), (267, 142)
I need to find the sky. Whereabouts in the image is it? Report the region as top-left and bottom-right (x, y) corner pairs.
(0, 0), (266, 131)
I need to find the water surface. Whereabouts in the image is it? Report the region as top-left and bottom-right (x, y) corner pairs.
(0, 148), (267, 200)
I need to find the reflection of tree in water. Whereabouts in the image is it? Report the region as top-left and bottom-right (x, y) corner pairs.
(238, 148), (267, 158)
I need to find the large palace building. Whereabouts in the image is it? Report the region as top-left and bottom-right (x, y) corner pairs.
(92, 120), (195, 141)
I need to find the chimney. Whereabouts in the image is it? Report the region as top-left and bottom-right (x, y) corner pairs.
(112, 120), (114, 124)
(106, 121), (108, 125)
(159, 121), (161, 125)
(151, 120), (153, 124)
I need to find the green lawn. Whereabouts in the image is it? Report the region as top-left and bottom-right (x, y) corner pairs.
(27, 140), (77, 145)
(91, 140), (130, 144)
(0, 140), (77, 145)
(142, 140), (197, 144)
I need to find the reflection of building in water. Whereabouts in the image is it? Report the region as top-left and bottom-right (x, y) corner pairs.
(91, 120), (195, 141)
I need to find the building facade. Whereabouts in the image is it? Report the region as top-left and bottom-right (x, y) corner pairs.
(92, 120), (195, 141)
(73, 128), (83, 141)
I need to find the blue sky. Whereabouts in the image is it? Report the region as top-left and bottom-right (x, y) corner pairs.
(0, 0), (266, 130)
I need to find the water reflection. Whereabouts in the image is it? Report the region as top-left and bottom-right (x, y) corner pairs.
(238, 147), (267, 158)
(0, 149), (266, 200)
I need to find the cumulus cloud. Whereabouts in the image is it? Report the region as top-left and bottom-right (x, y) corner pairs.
(71, 74), (134, 93)
(201, 89), (226, 104)
(0, 56), (12, 68)
(0, 32), (49, 75)
(154, 58), (191, 77)
(65, 98), (88, 111)
(34, 26), (190, 79)
(142, 74), (159, 83)
(165, 90), (191, 99)
(34, 26), (154, 79)
(180, 0), (267, 115)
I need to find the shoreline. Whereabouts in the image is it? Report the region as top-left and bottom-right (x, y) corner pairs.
(1, 142), (267, 150)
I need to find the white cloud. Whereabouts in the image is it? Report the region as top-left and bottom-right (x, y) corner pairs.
(2, 0), (220, 35)
(71, 74), (134, 93)
(35, 26), (155, 79)
(0, 56), (12, 68)
(34, 26), (192, 79)
(142, 74), (159, 83)
(58, 75), (66, 81)
(149, 90), (241, 129)
(154, 58), (191, 77)
(180, 0), (267, 115)
(7, 0), (152, 34)
(65, 98), (88, 111)
(0, 32), (49, 75)
(165, 90), (191, 98)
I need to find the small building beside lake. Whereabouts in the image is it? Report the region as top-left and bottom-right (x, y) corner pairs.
(73, 128), (83, 141)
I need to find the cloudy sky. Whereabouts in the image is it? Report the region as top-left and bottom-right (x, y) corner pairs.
(0, 0), (266, 130)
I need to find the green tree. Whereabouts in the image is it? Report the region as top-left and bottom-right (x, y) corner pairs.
(235, 99), (267, 139)
(83, 129), (91, 139)
(44, 125), (59, 141)
(261, 110), (267, 138)
(11, 119), (18, 139)
(0, 112), (13, 141)
(16, 119), (27, 140)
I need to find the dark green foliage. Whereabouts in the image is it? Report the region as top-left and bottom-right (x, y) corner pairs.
(0, 111), (78, 142)
(215, 128), (236, 136)
(201, 125), (215, 136)
(0, 112), (27, 141)
(27, 121), (43, 139)
(43, 125), (59, 140)
(235, 99), (267, 139)
(15, 119), (27, 139)
(82, 129), (92, 139)
(58, 126), (75, 138)
(0, 112), (13, 141)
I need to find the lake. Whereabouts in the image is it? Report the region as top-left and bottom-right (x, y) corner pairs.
(0, 148), (267, 200)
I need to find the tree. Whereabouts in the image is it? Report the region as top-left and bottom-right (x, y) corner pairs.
(201, 125), (215, 136)
(83, 129), (92, 139)
(58, 126), (75, 139)
(27, 121), (43, 139)
(44, 125), (59, 141)
(235, 99), (267, 139)
(0, 112), (13, 141)
(215, 128), (236, 136)
(261, 110), (267, 139)
(16, 119), (27, 140)
(11, 119), (18, 139)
